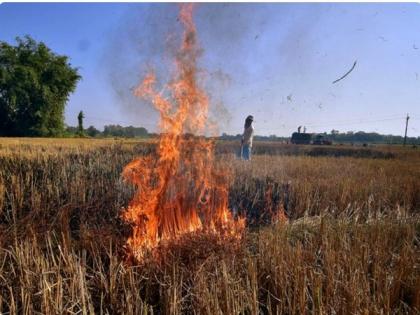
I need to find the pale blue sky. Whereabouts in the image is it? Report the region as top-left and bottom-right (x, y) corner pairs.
(0, 3), (419, 136)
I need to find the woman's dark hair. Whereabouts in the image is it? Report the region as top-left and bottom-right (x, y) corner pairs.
(244, 115), (253, 129)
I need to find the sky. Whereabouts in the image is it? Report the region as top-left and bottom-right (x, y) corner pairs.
(0, 3), (419, 137)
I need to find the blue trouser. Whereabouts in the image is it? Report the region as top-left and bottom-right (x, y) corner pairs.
(241, 144), (251, 160)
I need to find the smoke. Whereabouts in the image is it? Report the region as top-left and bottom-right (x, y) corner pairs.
(102, 4), (180, 130)
(102, 3), (323, 133)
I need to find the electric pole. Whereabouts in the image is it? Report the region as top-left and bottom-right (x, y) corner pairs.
(403, 114), (410, 146)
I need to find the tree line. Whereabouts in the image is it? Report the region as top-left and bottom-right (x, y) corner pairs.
(1, 37), (418, 144)
(324, 130), (420, 145)
(65, 123), (149, 138)
(220, 131), (420, 145)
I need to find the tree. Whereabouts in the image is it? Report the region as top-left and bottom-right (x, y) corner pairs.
(103, 124), (148, 138)
(65, 125), (78, 136)
(86, 125), (100, 137)
(77, 110), (84, 136)
(0, 36), (80, 136)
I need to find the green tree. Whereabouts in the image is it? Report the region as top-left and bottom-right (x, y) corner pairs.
(65, 125), (78, 136)
(0, 36), (80, 136)
(86, 125), (100, 137)
(77, 110), (84, 136)
(103, 124), (148, 138)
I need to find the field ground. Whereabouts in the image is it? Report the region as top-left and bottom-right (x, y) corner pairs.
(0, 138), (419, 314)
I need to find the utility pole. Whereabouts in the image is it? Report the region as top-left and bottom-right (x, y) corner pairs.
(403, 114), (410, 146)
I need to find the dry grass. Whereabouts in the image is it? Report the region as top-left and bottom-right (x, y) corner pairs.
(0, 138), (419, 314)
(229, 154), (419, 219)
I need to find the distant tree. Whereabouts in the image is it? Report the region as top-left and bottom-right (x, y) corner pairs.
(86, 125), (100, 137)
(323, 130), (419, 145)
(103, 125), (123, 137)
(77, 111), (84, 136)
(65, 125), (78, 136)
(0, 36), (80, 136)
(102, 124), (149, 138)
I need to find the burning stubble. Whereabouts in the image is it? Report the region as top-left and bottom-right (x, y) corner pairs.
(121, 4), (244, 261)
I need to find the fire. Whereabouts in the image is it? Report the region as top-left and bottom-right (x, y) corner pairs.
(121, 4), (244, 260)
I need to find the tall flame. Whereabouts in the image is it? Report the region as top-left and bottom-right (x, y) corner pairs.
(121, 4), (244, 260)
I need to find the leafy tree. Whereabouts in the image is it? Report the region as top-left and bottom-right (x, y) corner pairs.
(86, 125), (100, 137)
(103, 124), (148, 138)
(0, 36), (80, 136)
(65, 125), (78, 136)
(77, 110), (84, 136)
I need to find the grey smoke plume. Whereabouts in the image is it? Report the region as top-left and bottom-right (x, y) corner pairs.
(102, 3), (323, 132)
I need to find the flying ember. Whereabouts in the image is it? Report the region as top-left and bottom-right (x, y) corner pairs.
(121, 4), (244, 261)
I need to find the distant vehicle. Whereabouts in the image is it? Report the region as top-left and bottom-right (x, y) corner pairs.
(291, 132), (312, 144)
(312, 134), (332, 145)
(290, 133), (332, 145)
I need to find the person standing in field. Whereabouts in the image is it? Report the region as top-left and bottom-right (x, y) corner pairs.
(241, 115), (254, 160)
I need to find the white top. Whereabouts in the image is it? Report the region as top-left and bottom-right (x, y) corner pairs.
(242, 124), (254, 147)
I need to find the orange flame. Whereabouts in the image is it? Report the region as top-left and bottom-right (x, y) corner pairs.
(121, 4), (244, 260)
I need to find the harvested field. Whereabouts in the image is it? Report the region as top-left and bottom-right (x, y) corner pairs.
(0, 138), (419, 314)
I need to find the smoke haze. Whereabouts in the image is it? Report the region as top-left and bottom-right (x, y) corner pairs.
(103, 4), (323, 133)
